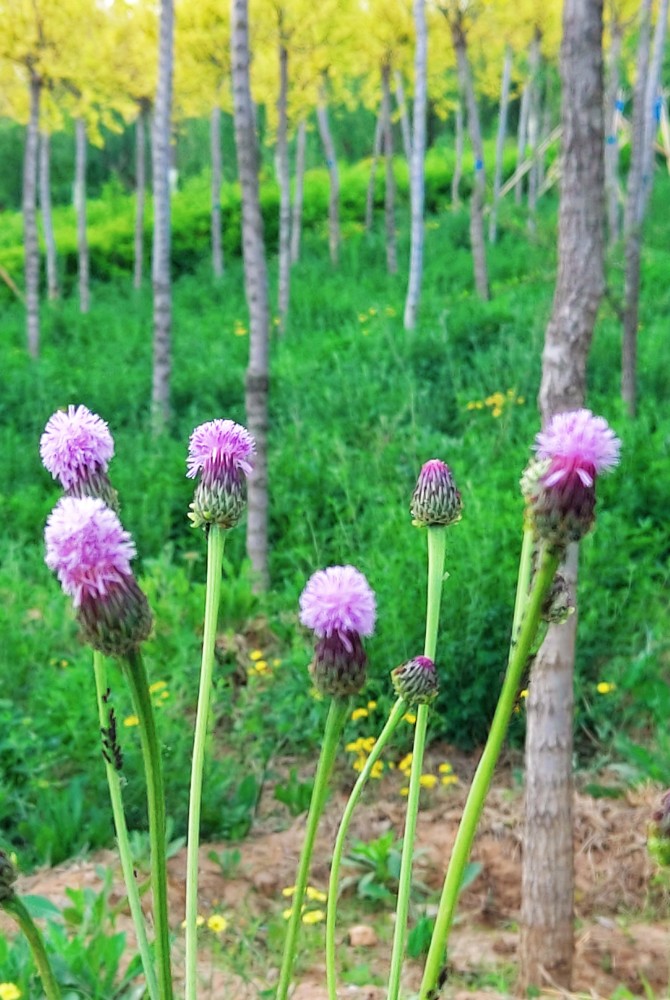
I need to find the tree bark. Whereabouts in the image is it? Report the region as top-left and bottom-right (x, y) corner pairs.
(452, 98), (463, 206)
(520, 0), (605, 991)
(151, 0), (174, 434)
(39, 130), (59, 301)
(394, 70), (412, 162)
(75, 118), (90, 314)
(403, 0), (427, 329)
(231, 0), (271, 590)
(527, 29), (543, 223)
(290, 118), (306, 264)
(381, 62), (397, 274)
(364, 111), (383, 232)
(23, 70), (41, 358)
(489, 45), (513, 243)
(316, 82), (340, 266)
(134, 106), (147, 290)
(211, 103), (224, 280)
(515, 80), (530, 204)
(604, 21), (622, 246)
(277, 39), (291, 330)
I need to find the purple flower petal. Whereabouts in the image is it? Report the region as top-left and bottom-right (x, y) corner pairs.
(299, 565), (376, 640)
(187, 419), (256, 481)
(40, 405), (114, 490)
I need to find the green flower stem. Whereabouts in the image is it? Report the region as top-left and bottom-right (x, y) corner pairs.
(93, 651), (159, 1000)
(387, 526), (447, 1000)
(2, 895), (61, 1000)
(511, 523), (535, 647)
(185, 524), (225, 1000)
(276, 696), (350, 1000)
(326, 697), (408, 1000)
(418, 546), (560, 1000)
(124, 649), (174, 1000)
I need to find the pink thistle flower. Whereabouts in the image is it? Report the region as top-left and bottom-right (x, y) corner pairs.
(411, 459), (462, 527)
(40, 405), (115, 497)
(187, 419), (255, 529)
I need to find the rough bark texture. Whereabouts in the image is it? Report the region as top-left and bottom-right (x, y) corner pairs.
(134, 107), (147, 290)
(394, 70), (412, 162)
(316, 83), (340, 266)
(604, 22), (622, 246)
(39, 130), (59, 300)
(364, 112), (383, 232)
(290, 118), (306, 264)
(515, 81), (530, 204)
(403, 0), (427, 330)
(23, 71), (41, 358)
(520, 0), (605, 991)
(277, 40), (291, 330)
(381, 62), (397, 274)
(151, 0), (174, 434)
(211, 103), (224, 280)
(489, 45), (512, 244)
(231, 0), (270, 590)
(75, 118), (90, 314)
(451, 98), (463, 206)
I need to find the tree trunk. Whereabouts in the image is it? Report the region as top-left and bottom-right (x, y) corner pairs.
(75, 118), (90, 314)
(381, 62), (397, 274)
(604, 22), (622, 246)
(151, 0), (174, 434)
(621, 0), (653, 418)
(394, 70), (412, 162)
(527, 29), (543, 223)
(316, 82), (340, 266)
(515, 80), (530, 204)
(134, 107), (147, 290)
(489, 45), (513, 243)
(231, 0), (271, 590)
(211, 103), (224, 280)
(520, 0), (605, 991)
(23, 71), (41, 358)
(452, 98), (463, 206)
(403, 0), (428, 330)
(452, 19), (489, 300)
(39, 130), (59, 301)
(290, 118), (306, 264)
(639, 0), (668, 217)
(277, 40), (291, 330)
(364, 112), (383, 232)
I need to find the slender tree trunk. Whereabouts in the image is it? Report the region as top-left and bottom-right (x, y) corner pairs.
(316, 82), (340, 266)
(231, 0), (270, 590)
(290, 118), (306, 264)
(489, 45), (513, 243)
(23, 71), (41, 358)
(39, 130), (59, 301)
(520, 1), (605, 992)
(381, 62), (397, 274)
(75, 118), (90, 314)
(211, 103), (224, 280)
(394, 69), (412, 162)
(452, 18), (489, 299)
(364, 112), (383, 232)
(452, 98), (463, 206)
(604, 22), (622, 246)
(151, 0), (174, 433)
(622, 0), (653, 418)
(277, 40), (291, 331)
(403, 0), (428, 329)
(639, 0), (668, 216)
(527, 29), (543, 223)
(515, 81), (530, 204)
(134, 107), (147, 290)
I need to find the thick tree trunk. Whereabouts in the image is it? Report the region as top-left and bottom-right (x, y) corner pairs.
(231, 0), (271, 590)
(211, 103), (224, 280)
(364, 112), (383, 232)
(452, 20), (489, 300)
(381, 62), (397, 274)
(316, 83), (340, 266)
(403, 0), (427, 329)
(520, 0), (605, 992)
(489, 45), (513, 243)
(39, 130), (59, 301)
(151, 0), (174, 434)
(277, 41), (291, 330)
(604, 23), (622, 246)
(394, 70), (412, 162)
(527, 29), (543, 222)
(290, 118), (306, 264)
(23, 71), (41, 358)
(134, 107), (147, 290)
(452, 98), (463, 206)
(75, 118), (90, 314)
(515, 80), (530, 204)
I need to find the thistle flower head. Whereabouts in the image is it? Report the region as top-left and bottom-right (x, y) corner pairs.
(40, 405), (115, 493)
(391, 656), (439, 704)
(411, 459), (462, 527)
(187, 419), (255, 529)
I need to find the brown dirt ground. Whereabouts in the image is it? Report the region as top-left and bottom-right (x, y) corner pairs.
(3, 746), (669, 999)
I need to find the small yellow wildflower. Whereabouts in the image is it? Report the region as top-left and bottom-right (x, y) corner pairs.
(466, 401), (478, 411)
(0, 984), (22, 1000)
(352, 755), (367, 772)
(370, 760), (384, 779)
(519, 689), (529, 699)
(302, 909), (325, 924)
(306, 887), (327, 903)
(351, 707), (369, 722)
(281, 886), (296, 897)
(367, 700), (377, 710)
(282, 907), (294, 920)
(441, 775), (459, 787)
(254, 660), (269, 673)
(419, 774), (438, 789)
(272, 658), (282, 667)
(207, 914), (228, 934)
(362, 737), (376, 752)
(123, 715), (139, 728)
(346, 740), (362, 753)
(403, 712), (417, 725)
(358, 312), (368, 323)
(597, 682), (616, 695)
(398, 753), (413, 773)
(59, 659), (69, 668)
(160, 690), (170, 700)
(400, 786), (409, 797)
(438, 763), (453, 774)
(249, 650), (264, 661)
(368, 307), (377, 316)
(149, 680), (168, 694)
(181, 914), (206, 928)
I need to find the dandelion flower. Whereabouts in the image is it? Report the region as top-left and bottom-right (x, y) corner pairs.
(0, 984), (21, 1000)
(207, 914), (228, 934)
(302, 909), (325, 925)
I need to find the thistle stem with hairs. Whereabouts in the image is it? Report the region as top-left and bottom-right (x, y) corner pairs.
(2, 895), (62, 1000)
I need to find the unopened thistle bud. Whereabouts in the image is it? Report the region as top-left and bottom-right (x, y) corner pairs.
(0, 851), (17, 902)
(299, 565), (376, 698)
(186, 419), (256, 530)
(40, 404), (118, 510)
(391, 656), (439, 704)
(45, 497), (152, 656)
(411, 459), (462, 527)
